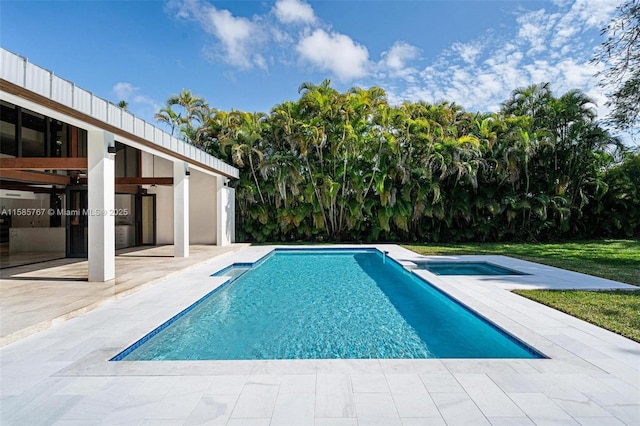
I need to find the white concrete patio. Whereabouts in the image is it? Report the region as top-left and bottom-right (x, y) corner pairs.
(1, 244), (638, 425)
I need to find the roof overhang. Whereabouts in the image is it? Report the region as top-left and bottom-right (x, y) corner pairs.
(0, 48), (238, 180)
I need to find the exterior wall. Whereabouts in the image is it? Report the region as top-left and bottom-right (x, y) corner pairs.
(142, 153), (174, 245)
(189, 169), (217, 244)
(142, 154), (221, 246)
(217, 179), (235, 246)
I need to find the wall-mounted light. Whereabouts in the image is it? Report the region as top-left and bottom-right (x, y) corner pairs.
(185, 170), (191, 176)
(185, 163), (190, 176)
(107, 145), (117, 154)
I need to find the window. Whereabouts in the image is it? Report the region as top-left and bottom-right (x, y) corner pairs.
(0, 101), (17, 156)
(115, 142), (139, 177)
(21, 110), (46, 157)
(50, 120), (68, 157)
(77, 128), (87, 158)
(0, 102), (86, 158)
(125, 145), (139, 177)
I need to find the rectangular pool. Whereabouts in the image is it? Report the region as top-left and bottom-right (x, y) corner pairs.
(113, 249), (543, 360)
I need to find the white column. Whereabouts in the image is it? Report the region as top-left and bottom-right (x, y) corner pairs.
(216, 176), (236, 245)
(173, 160), (189, 257)
(228, 185), (235, 244)
(87, 130), (115, 282)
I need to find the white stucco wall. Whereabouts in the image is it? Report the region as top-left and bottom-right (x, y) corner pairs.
(189, 169), (217, 244)
(217, 181), (235, 246)
(140, 152), (233, 247)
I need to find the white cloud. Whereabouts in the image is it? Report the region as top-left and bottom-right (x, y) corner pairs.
(523, 60), (558, 83)
(113, 82), (137, 100)
(165, 0), (624, 132)
(381, 41), (420, 70)
(203, 7), (266, 69)
(570, 0), (618, 29)
(170, 0), (266, 70)
(516, 9), (559, 55)
(552, 0), (617, 48)
(296, 29), (370, 81)
(405, 47), (527, 113)
(556, 58), (598, 89)
(273, 0), (316, 25)
(451, 41), (483, 64)
(112, 82), (161, 112)
(383, 0), (618, 120)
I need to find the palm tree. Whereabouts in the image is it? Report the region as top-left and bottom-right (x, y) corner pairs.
(154, 105), (181, 137)
(223, 111), (267, 204)
(152, 80), (635, 243)
(155, 89), (208, 143)
(501, 83), (553, 129)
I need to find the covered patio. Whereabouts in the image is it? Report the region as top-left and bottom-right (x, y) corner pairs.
(0, 243), (249, 346)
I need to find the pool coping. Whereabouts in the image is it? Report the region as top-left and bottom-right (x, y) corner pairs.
(2, 244), (639, 425)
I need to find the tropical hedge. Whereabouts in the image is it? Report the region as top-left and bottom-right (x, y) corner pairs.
(155, 81), (640, 243)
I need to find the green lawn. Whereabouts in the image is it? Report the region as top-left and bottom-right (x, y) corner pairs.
(402, 240), (640, 342)
(511, 289), (640, 342)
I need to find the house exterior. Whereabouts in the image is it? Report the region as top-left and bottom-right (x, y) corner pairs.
(0, 48), (238, 281)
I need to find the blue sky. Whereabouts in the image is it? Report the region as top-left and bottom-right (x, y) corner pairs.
(1, 0), (626, 138)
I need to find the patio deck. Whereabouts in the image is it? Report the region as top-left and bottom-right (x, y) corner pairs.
(0, 244), (249, 346)
(1, 244), (638, 425)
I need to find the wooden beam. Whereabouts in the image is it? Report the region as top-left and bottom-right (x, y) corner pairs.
(115, 185), (139, 194)
(0, 157), (87, 170)
(115, 177), (173, 186)
(0, 170), (70, 185)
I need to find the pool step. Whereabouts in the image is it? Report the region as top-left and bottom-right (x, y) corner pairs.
(212, 264), (252, 283)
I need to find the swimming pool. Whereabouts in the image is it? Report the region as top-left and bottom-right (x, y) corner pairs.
(418, 261), (526, 276)
(113, 249), (543, 360)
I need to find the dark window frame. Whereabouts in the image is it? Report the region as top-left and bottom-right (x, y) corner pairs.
(1, 101), (81, 159)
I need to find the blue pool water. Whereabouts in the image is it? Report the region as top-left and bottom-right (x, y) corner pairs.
(419, 262), (526, 276)
(114, 249), (542, 360)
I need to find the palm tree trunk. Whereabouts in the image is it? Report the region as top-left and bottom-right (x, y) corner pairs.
(249, 154), (265, 204)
